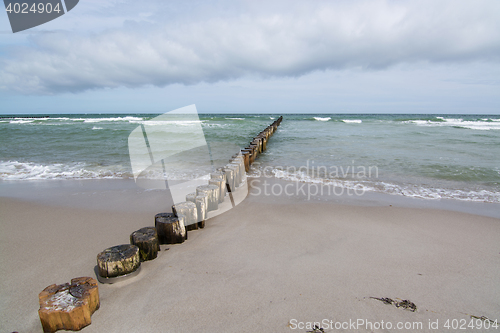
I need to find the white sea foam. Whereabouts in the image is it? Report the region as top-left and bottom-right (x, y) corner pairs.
(342, 119), (362, 123)
(253, 167), (500, 203)
(407, 118), (500, 130)
(10, 119), (35, 124)
(82, 116), (144, 123)
(226, 117), (245, 120)
(92, 126), (103, 130)
(313, 117), (331, 121)
(0, 161), (213, 181)
(0, 161), (131, 180)
(132, 120), (205, 126)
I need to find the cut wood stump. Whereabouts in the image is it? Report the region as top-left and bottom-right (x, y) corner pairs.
(130, 227), (160, 261)
(173, 201), (198, 231)
(211, 171), (227, 201)
(38, 277), (99, 333)
(186, 192), (197, 203)
(96, 244), (140, 279)
(228, 164), (240, 187)
(196, 185), (219, 211)
(223, 167), (235, 192)
(195, 194), (208, 226)
(209, 178), (226, 203)
(155, 212), (187, 244)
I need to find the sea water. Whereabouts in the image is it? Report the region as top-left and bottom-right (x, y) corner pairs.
(1, 114), (499, 203)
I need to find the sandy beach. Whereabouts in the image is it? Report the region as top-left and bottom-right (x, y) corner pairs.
(1, 178), (499, 332)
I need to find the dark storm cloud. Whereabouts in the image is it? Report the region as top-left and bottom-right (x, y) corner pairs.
(1, 0), (499, 94)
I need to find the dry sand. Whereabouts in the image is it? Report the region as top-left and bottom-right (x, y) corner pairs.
(1, 179), (499, 332)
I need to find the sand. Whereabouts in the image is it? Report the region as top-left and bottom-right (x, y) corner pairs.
(1, 179), (499, 332)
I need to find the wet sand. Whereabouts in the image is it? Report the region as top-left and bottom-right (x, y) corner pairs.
(1, 179), (499, 332)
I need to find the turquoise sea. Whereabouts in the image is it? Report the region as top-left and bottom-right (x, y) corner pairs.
(1, 113), (499, 203)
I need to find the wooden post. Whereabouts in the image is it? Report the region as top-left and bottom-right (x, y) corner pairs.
(210, 172), (227, 201)
(230, 159), (244, 185)
(194, 195), (206, 228)
(223, 166), (235, 192)
(130, 227), (160, 261)
(96, 244), (140, 279)
(242, 150), (250, 172)
(209, 178), (225, 204)
(155, 213), (187, 244)
(186, 192), (207, 227)
(235, 156), (246, 181)
(196, 184), (219, 211)
(172, 201), (198, 231)
(215, 167), (227, 181)
(252, 138), (262, 153)
(186, 192), (196, 203)
(38, 277), (99, 333)
(228, 163), (240, 187)
(261, 135), (267, 151)
(249, 144), (258, 163)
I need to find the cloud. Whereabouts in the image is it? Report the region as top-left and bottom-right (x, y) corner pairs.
(1, 0), (499, 94)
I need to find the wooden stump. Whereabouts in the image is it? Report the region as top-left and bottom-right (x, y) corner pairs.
(261, 135), (267, 151)
(228, 164), (240, 187)
(223, 167), (235, 192)
(196, 185), (219, 211)
(130, 227), (160, 261)
(195, 194), (208, 224)
(186, 192), (197, 203)
(209, 178), (226, 203)
(155, 212), (187, 244)
(173, 201), (198, 231)
(232, 157), (245, 183)
(211, 171), (226, 183)
(38, 277), (99, 333)
(249, 144), (258, 163)
(96, 244), (140, 279)
(241, 150), (250, 172)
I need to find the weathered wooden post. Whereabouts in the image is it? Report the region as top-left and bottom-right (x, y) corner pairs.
(195, 195), (207, 228)
(241, 150), (250, 172)
(223, 166), (235, 192)
(186, 192), (196, 203)
(155, 212), (187, 244)
(237, 155), (245, 176)
(252, 138), (262, 154)
(209, 178), (225, 203)
(249, 144), (258, 163)
(173, 201), (198, 231)
(38, 277), (100, 333)
(186, 192), (208, 225)
(230, 157), (245, 184)
(228, 163), (240, 188)
(210, 172), (227, 202)
(196, 184), (219, 211)
(96, 244), (141, 279)
(130, 227), (160, 261)
(215, 167), (227, 181)
(260, 134), (267, 151)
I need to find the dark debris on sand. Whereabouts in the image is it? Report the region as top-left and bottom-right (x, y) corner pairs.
(306, 325), (325, 333)
(370, 297), (417, 312)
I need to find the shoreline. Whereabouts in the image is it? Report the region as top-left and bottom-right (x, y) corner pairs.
(1, 178), (500, 332)
(1, 177), (499, 218)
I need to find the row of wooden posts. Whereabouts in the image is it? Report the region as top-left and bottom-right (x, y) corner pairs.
(97, 116), (283, 279)
(38, 116), (283, 332)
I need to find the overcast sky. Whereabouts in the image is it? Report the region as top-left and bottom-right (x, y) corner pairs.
(0, 0), (499, 114)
